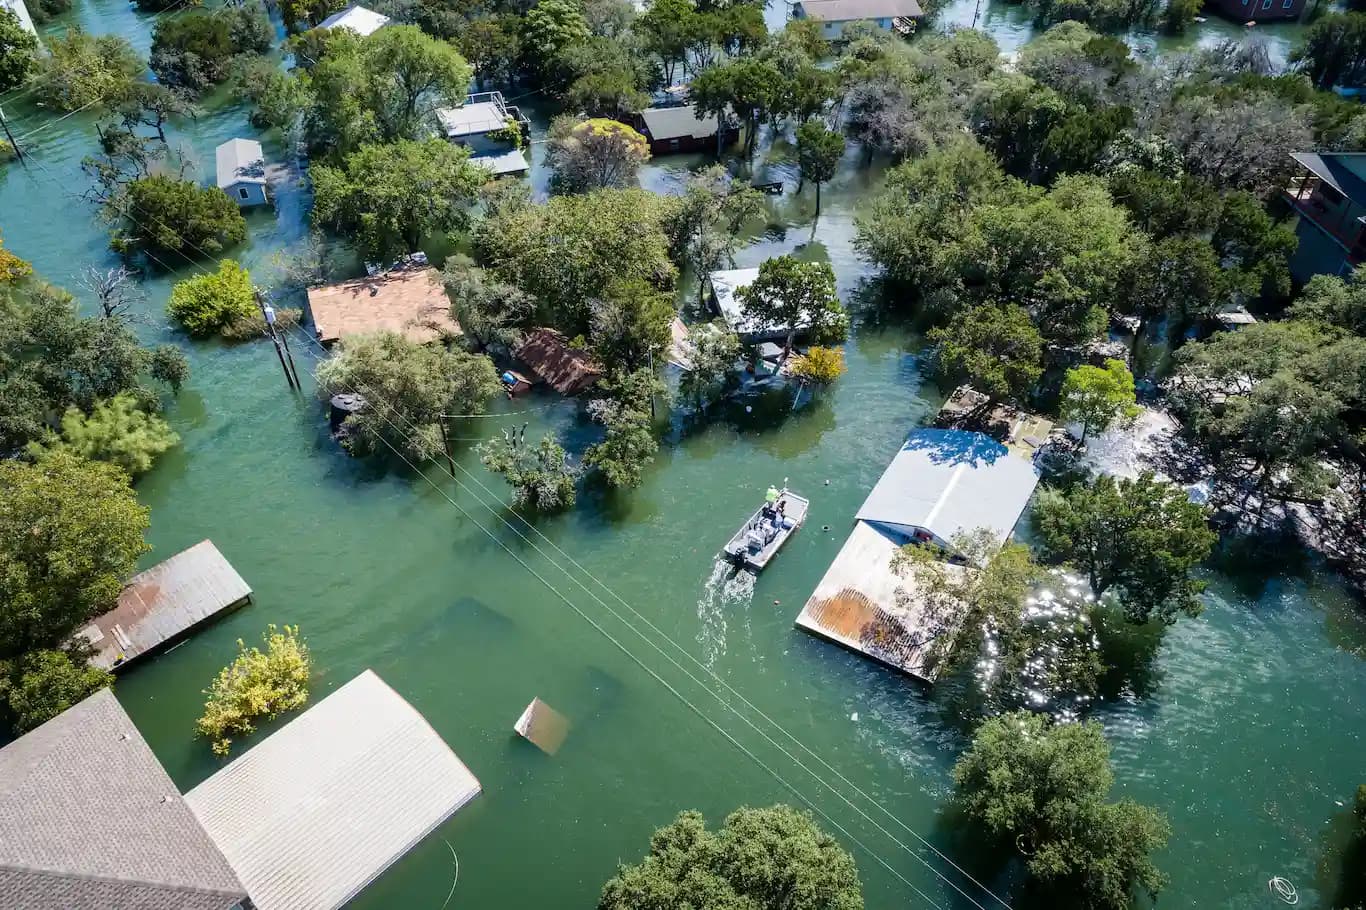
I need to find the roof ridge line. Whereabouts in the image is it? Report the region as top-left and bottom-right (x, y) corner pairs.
(0, 862), (247, 900)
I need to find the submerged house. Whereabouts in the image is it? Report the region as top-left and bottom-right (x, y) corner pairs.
(707, 266), (817, 344)
(315, 3), (390, 35)
(1206, 0), (1304, 22)
(636, 105), (739, 156)
(307, 266), (460, 346)
(513, 328), (602, 395)
(0, 671), (482, 910)
(215, 138), (269, 208)
(790, 0), (923, 39)
(1284, 152), (1366, 281)
(436, 91), (531, 176)
(795, 428), (1041, 682)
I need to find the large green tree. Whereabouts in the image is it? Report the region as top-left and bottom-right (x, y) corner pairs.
(954, 711), (1169, 910)
(0, 452), (151, 658)
(0, 650), (114, 732)
(1034, 472), (1215, 624)
(928, 303), (1043, 407)
(110, 176), (247, 259)
(1292, 12), (1366, 90)
(149, 3), (272, 94)
(0, 8), (38, 92)
(545, 117), (651, 195)
(796, 120), (845, 215)
(738, 256), (847, 358)
(312, 139), (486, 260)
(599, 804), (863, 910)
(1059, 359), (1139, 444)
(30, 29), (145, 112)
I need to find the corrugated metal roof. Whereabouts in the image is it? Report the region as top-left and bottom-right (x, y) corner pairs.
(513, 328), (602, 395)
(795, 0), (924, 19)
(856, 428), (1039, 548)
(0, 689), (247, 910)
(639, 105), (722, 142)
(80, 540), (253, 670)
(215, 139), (266, 190)
(315, 4), (390, 34)
(471, 148), (530, 175)
(437, 102), (510, 137)
(185, 670), (482, 910)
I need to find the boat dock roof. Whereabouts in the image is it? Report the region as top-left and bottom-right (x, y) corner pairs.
(185, 670), (482, 910)
(79, 540), (252, 671)
(857, 428), (1040, 550)
(796, 521), (974, 682)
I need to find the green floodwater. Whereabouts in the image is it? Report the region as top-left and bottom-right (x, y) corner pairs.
(4, 1), (1366, 908)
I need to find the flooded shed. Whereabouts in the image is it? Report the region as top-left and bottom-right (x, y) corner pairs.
(79, 540), (252, 671)
(513, 328), (602, 395)
(307, 268), (459, 346)
(185, 670), (482, 910)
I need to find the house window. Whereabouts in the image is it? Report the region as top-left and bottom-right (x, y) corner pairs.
(238, 187), (250, 200)
(1283, 0), (1293, 8)
(1261, 0), (1271, 9)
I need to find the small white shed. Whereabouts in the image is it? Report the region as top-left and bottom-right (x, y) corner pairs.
(215, 138), (269, 208)
(315, 4), (390, 36)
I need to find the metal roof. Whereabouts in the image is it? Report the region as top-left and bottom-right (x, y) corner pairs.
(215, 138), (266, 189)
(856, 428), (1040, 548)
(0, 689), (247, 910)
(185, 670), (482, 910)
(795, 0), (924, 19)
(1290, 152), (1366, 205)
(639, 105), (724, 142)
(471, 148), (530, 175)
(437, 102), (511, 138)
(307, 266), (460, 346)
(315, 4), (390, 34)
(79, 539), (253, 670)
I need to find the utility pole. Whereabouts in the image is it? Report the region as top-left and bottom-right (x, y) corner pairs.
(437, 414), (456, 477)
(277, 316), (302, 389)
(0, 106), (25, 164)
(256, 289), (299, 392)
(971, 0), (983, 27)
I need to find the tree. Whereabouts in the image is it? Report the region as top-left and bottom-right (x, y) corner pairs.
(1034, 472), (1216, 624)
(589, 279), (674, 373)
(1162, 91), (1310, 193)
(554, 35), (652, 118)
(458, 15), (522, 88)
(1212, 190), (1295, 303)
(30, 29), (145, 112)
(79, 264), (143, 321)
(0, 8), (38, 92)
(150, 346), (190, 392)
(314, 332), (500, 461)
(476, 188), (676, 337)
(584, 369), (662, 489)
(1059, 359), (1139, 444)
(691, 57), (783, 157)
(636, 0), (693, 85)
(32, 393), (179, 476)
(110, 176), (247, 259)
(1161, 0), (1201, 33)
(954, 711), (1169, 910)
(1289, 267), (1366, 334)
(479, 431), (579, 510)
(679, 322), (740, 410)
(0, 650), (114, 732)
(1105, 169), (1219, 241)
(167, 259), (257, 337)
(150, 3), (272, 94)
(442, 254), (534, 349)
(599, 804), (864, 910)
(738, 257), (847, 359)
(312, 139), (486, 260)
(790, 345), (846, 385)
(1123, 235), (1225, 345)
(546, 117), (651, 194)
(521, 0), (590, 80)
(0, 452), (150, 658)
(665, 166), (763, 304)
(307, 26), (472, 154)
(928, 303), (1043, 407)
(197, 624), (311, 755)
(1292, 12), (1366, 90)
(796, 121), (845, 215)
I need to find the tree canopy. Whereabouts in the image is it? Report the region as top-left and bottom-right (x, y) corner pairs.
(1059, 359), (1139, 443)
(109, 176), (248, 259)
(167, 259), (257, 338)
(0, 8), (38, 92)
(928, 303), (1043, 406)
(30, 29), (145, 112)
(738, 256), (847, 357)
(546, 117), (651, 194)
(599, 804), (864, 910)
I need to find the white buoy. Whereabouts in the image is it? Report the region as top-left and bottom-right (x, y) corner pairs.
(850, 712), (859, 722)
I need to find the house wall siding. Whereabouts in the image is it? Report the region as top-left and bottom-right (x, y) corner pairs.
(1291, 217), (1354, 282)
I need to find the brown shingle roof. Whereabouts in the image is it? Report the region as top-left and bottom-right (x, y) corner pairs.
(513, 328), (602, 395)
(307, 268), (460, 346)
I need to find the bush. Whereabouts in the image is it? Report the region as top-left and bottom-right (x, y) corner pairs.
(0, 650), (114, 732)
(149, 345), (191, 391)
(30, 29), (144, 112)
(197, 624), (311, 755)
(479, 432), (579, 510)
(0, 8), (39, 92)
(790, 346), (846, 384)
(167, 260), (257, 337)
(30, 393), (179, 477)
(114, 177), (247, 259)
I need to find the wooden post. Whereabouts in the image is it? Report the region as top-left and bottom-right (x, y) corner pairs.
(0, 106), (25, 164)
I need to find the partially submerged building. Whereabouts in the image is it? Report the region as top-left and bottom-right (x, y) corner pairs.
(1284, 152), (1366, 282)
(796, 428), (1041, 682)
(215, 138), (268, 208)
(436, 91), (531, 176)
(0, 671), (482, 910)
(790, 0), (923, 39)
(78, 539), (253, 671)
(1206, 0), (1304, 22)
(315, 3), (390, 35)
(513, 328), (602, 395)
(186, 670), (482, 910)
(636, 105), (738, 156)
(706, 267), (814, 344)
(307, 266), (460, 346)
(0, 688), (250, 910)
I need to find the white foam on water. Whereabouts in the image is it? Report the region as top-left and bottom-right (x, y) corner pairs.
(695, 560), (757, 668)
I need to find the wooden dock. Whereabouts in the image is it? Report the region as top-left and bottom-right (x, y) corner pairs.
(78, 540), (252, 670)
(795, 522), (973, 683)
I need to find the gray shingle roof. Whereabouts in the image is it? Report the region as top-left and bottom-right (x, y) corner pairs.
(639, 105), (722, 142)
(0, 688), (247, 910)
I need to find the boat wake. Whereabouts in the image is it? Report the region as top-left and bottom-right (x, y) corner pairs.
(696, 559), (757, 668)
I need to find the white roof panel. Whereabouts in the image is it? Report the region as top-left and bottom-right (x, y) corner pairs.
(856, 428), (1039, 548)
(215, 138), (266, 189)
(472, 148), (529, 175)
(185, 670), (481, 910)
(316, 4), (390, 35)
(437, 102), (510, 138)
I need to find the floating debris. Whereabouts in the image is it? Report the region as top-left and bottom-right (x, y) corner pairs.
(514, 698), (570, 756)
